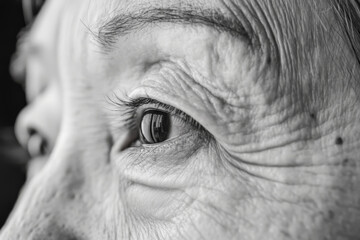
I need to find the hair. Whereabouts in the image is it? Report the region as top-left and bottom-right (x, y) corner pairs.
(333, 0), (360, 65)
(332, 0), (360, 97)
(262, 0), (360, 115)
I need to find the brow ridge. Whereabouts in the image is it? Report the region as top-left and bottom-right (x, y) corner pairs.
(93, 7), (252, 51)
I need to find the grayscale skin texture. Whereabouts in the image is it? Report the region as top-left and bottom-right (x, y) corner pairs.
(1, 0), (360, 239)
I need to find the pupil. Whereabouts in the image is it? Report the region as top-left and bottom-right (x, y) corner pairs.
(140, 110), (170, 144)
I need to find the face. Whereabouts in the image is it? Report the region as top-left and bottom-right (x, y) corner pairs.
(2, 0), (360, 239)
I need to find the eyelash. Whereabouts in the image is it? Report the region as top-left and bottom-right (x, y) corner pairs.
(107, 94), (208, 136)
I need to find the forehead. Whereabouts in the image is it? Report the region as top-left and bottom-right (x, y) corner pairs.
(30, 0), (342, 103)
(35, 0), (337, 65)
(36, 0), (334, 73)
(27, 0), (341, 111)
(40, 0), (331, 30)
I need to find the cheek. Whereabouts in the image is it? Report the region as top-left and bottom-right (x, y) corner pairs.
(125, 185), (193, 220)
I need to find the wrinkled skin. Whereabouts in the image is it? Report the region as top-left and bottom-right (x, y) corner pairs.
(1, 0), (360, 239)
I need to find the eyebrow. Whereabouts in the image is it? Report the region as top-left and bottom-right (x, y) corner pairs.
(92, 7), (253, 51)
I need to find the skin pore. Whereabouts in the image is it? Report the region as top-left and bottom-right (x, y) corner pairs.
(1, 0), (360, 239)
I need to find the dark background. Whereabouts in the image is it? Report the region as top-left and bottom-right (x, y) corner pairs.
(0, 0), (27, 228)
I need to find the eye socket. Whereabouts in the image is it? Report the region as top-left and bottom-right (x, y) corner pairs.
(108, 97), (211, 147)
(139, 110), (171, 144)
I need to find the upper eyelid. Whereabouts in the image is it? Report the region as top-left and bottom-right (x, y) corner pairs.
(107, 94), (181, 122)
(105, 94), (205, 131)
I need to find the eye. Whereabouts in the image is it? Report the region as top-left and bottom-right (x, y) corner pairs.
(22, 0), (47, 23)
(107, 96), (211, 147)
(139, 110), (171, 144)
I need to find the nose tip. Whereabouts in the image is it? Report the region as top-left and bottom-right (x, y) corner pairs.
(27, 128), (49, 157)
(14, 83), (61, 167)
(15, 107), (50, 160)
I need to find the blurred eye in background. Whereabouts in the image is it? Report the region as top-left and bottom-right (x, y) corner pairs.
(22, 0), (46, 23)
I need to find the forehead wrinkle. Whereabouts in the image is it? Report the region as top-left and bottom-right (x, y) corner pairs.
(92, 4), (254, 52)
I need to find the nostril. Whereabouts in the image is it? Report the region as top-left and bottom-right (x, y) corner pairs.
(27, 128), (49, 158)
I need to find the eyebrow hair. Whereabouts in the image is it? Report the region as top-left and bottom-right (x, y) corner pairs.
(92, 7), (253, 51)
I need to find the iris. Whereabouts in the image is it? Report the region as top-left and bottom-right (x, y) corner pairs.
(139, 110), (170, 144)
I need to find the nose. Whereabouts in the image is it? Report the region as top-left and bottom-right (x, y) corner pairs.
(26, 128), (49, 158)
(16, 112), (50, 159)
(15, 83), (61, 176)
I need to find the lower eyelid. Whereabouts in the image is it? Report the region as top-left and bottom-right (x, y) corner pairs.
(114, 132), (206, 171)
(135, 131), (201, 152)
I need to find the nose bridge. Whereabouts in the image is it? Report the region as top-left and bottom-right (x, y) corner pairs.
(28, 0), (62, 57)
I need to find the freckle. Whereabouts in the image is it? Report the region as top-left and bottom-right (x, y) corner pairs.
(328, 210), (335, 220)
(266, 56), (271, 65)
(106, 135), (113, 146)
(341, 158), (356, 168)
(68, 193), (76, 200)
(310, 113), (316, 120)
(281, 230), (291, 237)
(335, 137), (344, 145)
